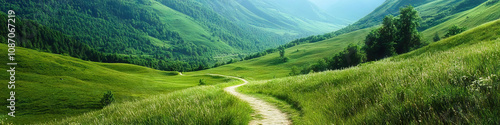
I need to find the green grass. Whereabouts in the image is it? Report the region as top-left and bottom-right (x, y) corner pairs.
(2, 1), (500, 124)
(193, 28), (372, 80)
(422, 0), (500, 41)
(240, 19), (500, 124)
(44, 80), (252, 125)
(0, 45), (233, 124)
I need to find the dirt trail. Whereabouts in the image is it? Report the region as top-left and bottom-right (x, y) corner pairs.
(212, 74), (291, 125)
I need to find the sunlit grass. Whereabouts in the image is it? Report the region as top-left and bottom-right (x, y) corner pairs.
(240, 19), (500, 124)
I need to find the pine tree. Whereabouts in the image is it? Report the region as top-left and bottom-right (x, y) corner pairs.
(396, 5), (422, 54)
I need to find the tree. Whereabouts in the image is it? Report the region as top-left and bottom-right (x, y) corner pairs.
(279, 47), (285, 58)
(378, 15), (398, 58)
(396, 5), (422, 54)
(444, 25), (467, 37)
(278, 47), (288, 62)
(311, 59), (328, 72)
(433, 33), (441, 42)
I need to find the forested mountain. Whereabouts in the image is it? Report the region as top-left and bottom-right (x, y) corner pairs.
(270, 0), (492, 50)
(309, 0), (386, 21)
(1, 0), (345, 69)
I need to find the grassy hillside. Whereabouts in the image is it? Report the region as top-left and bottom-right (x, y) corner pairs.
(351, 0), (488, 31)
(0, 45), (233, 124)
(240, 18), (500, 124)
(197, 0), (500, 80)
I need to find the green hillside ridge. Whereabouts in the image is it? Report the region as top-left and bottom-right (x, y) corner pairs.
(240, 18), (500, 124)
(0, 45), (234, 124)
(45, 81), (252, 125)
(197, 0), (500, 80)
(2, 0), (500, 124)
(1, 0), (346, 67)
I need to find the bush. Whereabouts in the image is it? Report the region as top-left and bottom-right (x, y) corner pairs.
(100, 91), (115, 107)
(445, 25), (467, 37)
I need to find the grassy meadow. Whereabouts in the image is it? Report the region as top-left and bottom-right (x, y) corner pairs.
(1, 1), (500, 124)
(0, 45), (234, 124)
(240, 19), (500, 124)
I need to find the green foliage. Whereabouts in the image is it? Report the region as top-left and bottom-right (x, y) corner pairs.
(282, 57), (290, 62)
(0, 0), (312, 70)
(279, 47), (286, 58)
(396, 5), (423, 54)
(445, 25), (467, 37)
(364, 6), (423, 61)
(0, 44), (232, 124)
(289, 66), (301, 76)
(100, 91), (115, 107)
(199, 79), (206, 85)
(48, 81), (252, 125)
(312, 44), (366, 72)
(433, 33), (441, 42)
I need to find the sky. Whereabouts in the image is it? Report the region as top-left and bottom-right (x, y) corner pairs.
(308, 0), (386, 21)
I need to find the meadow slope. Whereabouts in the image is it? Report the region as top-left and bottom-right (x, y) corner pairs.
(44, 81), (252, 125)
(240, 19), (500, 124)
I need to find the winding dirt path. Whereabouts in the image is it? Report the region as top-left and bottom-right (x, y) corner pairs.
(211, 74), (291, 125)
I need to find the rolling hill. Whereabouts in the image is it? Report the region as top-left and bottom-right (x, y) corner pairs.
(241, 18), (500, 124)
(310, 0), (386, 21)
(196, 0), (500, 80)
(0, 44), (238, 124)
(1, 0), (347, 66)
(2, 0), (500, 124)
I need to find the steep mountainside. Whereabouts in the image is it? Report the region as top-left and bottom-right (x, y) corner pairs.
(198, 0), (500, 80)
(346, 0), (488, 32)
(1, 0), (346, 66)
(310, 0), (386, 21)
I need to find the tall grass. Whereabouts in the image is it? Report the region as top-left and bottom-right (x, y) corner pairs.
(0, 45), (233, 124)
(240, 19), (500, 124)
(46, 81), (253, 125)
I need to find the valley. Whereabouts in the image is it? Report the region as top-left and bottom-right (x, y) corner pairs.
(1, 0), (500, 124)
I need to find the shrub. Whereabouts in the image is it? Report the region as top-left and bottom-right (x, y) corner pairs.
(199, 79), (206, 85)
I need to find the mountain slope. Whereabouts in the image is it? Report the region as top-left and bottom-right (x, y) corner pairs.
(1, 0), (346, 65)
(346, 0), (488, 32)
(310, 0), (386, 21)
(241, 18), (500, 124)
(197, 0), (500, 80)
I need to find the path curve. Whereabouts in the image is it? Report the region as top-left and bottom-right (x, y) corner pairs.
(211, 74), (291, 125)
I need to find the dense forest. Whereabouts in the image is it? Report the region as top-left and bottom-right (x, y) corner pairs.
(0, 0), (319, 68)
(0, 13), (206, 72)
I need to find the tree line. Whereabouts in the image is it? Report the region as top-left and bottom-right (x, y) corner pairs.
(0, 13), (208, 72)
